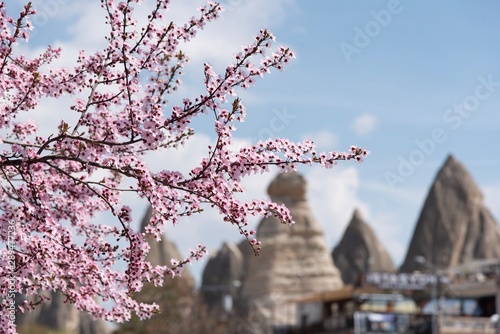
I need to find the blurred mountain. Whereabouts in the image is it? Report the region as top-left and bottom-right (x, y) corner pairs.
(16, 291), (106, 334)
(113, 206), (197, 334)
(332, 209), (395, 284)
(139, 206), (194, 285)
(200, 242), (244, 311)
(400, 154), (500, 272)
(235, 171), (343, 328)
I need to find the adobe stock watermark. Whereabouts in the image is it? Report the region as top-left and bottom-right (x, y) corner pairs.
(250, 107), (295, 143)
(1, 221), (17, 333)
(29, 0), (69, 38)
(339, 0), (409, 63)
(384, 74), (500, 190)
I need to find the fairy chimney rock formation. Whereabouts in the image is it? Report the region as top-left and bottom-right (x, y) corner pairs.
(140, 206), (194, 285)
(332, 209), (395, 285)
(16, 288), (107, 334)
(238, 171), (343, 325)
(201, 242), (244, 310)
(400, 155), (500, 272)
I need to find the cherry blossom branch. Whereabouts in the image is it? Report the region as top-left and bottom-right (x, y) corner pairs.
(0, 1), (368, 327)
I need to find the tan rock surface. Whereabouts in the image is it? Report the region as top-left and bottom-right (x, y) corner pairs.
(332, 209), (395, 284)
(237, 171), (343, 326)
(140, 206), (194, 285)
(16, 291), (106, 334)
(400, 155), (500, 272)
(201, 242), (244, 311)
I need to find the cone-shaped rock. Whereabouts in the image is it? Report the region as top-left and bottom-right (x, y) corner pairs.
(201, 242), (244, 310)
(16, 291), (107, 334)
(140, 206), (194, 285)
(332, 209), (395, 284)
(112, 206), (196, 333)
(400, 155), (500, 272)
(238, 171), (343, 326)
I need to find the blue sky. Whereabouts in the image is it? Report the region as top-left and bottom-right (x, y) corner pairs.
(10, 0), (500, 285)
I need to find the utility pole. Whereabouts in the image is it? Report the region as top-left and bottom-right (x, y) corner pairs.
(496, 275), (500, 334)
(415, 255), (438, 334)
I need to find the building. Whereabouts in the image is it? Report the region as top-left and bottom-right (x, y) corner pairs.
(291, 264), (500, 334)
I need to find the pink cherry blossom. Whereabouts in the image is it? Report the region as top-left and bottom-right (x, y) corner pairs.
(0, 1), (368, 330)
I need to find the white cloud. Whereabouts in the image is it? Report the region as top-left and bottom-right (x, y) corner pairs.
(351, 113), (379, 136)
(63, 2), (108, 49)
(171, 0), (297, 70)
(306, 166), (369, 246)
(302, 130), (340, 151)
(363, 180), (426, 206)
(367, 211), (406, 266)
(483, 183), (500, 222)
(305, 168), (407, 267)
(23, 0), (295, 71)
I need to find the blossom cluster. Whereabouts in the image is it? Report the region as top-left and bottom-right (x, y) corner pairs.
(0, 0), (368, 327)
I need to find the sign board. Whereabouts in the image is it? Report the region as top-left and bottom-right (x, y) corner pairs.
(365, 272), (450, 290)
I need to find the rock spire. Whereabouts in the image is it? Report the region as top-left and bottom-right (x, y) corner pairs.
(400, 155), (500, 272)
(140, 206), (194, 284)
(332, 209), (395, 284)
(237, 171), (343, 326)
(201, 242), (244, 311)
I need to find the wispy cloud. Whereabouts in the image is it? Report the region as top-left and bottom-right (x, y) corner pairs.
(351, 113), (379, 136)
(483, 183), (500, 222)
(306, 166), (369, 245)
(302, 130), (340, 151)
(171, 0), (297, 71)
(368, 211), (406, 266)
